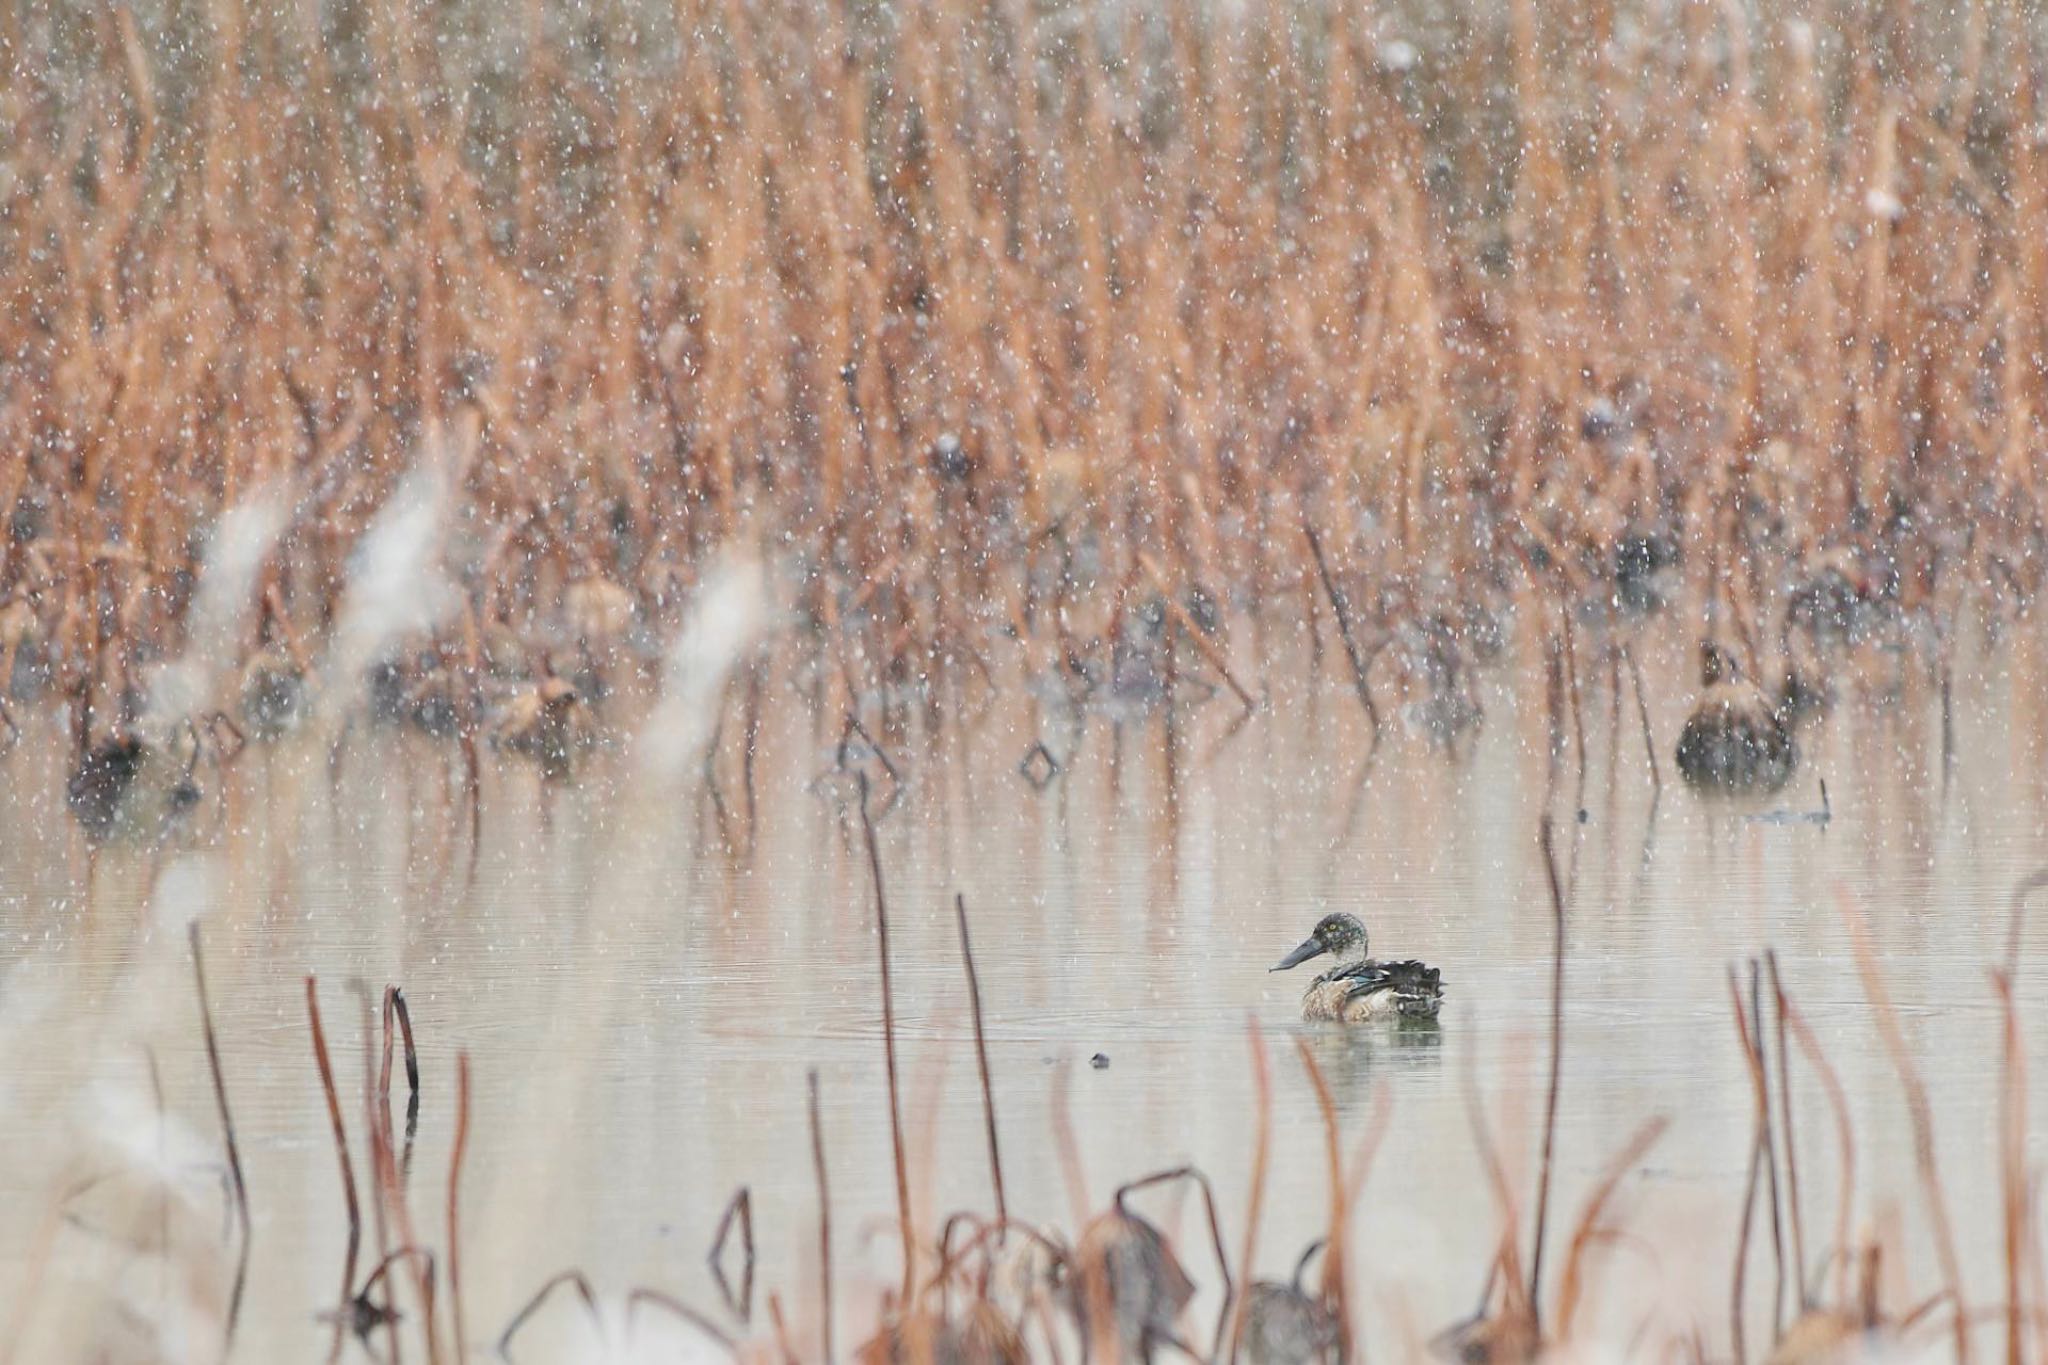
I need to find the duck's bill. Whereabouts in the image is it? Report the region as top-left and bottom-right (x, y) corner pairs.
(1271, 938), (1327, 972)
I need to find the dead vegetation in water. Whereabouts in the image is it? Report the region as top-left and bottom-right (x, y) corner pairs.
(16, 827), (2048, 1364)
(1, 0), (2044, 815)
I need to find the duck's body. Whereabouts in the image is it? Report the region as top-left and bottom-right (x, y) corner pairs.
(1301, 959), (1445, 1022)
(1676, 642), (1797, 794)
(1274, 913), (1444, 1023)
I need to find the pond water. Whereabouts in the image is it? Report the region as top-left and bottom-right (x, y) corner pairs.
(3, 620), (2046, 1360)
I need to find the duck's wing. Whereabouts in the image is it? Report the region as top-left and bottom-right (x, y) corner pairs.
(1339, 959), (1444, 1016)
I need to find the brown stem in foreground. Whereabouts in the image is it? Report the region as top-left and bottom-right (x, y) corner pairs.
(1457, 1035), (1528, 1336)
(1776, 978), (1856, 1307)
(1529, 815), (1568, 1323)
(393, 987), (421, 1183)
(625, 1289), (740, 1352)
(189, 922), (250, 1361)
(1753, 966), (1787, 1342)
(1050, 1060), (1090, 1233)
(1294, 1039), (1354, 1365)
(374, 986), (436, 1365)
(1993, 969), (2028, 1365)
(856, 772), (916, 1306)
(956, 893), (1009, 1233)
(809, 1069), (835, 1365)
(449, 1052), (471, 1365)
(353, 985), (402, 1365)
(499, 1269), (602, 1360)
(1227, 1019), (1273, 1365)
(767, 1292), (799, 1365)
(306, 976), (361, 1365)
(708, 1187), (756, 1323)
(1342, 1083), (1395, 1212)
(1766, 952), (1809, 1311)
(1729, 964), (1766, 1365)
(1836, 886), (1970, 1363)
(1555, 1115), (1670, 1338)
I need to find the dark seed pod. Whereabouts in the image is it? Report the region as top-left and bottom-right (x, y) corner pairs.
(931, 432), (973, 482)
(67, 735), (147, 840)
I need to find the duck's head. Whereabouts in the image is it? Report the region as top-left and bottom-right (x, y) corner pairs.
(1271, 913), (1369, 972)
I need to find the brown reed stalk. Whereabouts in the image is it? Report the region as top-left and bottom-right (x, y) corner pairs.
(856, 772), (916, 1306)
(1554, 1114), (1670, 1339)
(392, 987), (420, 1180)
(499, 1270), (603, 1359)
(0, 1176), (102, 1364)
(306, 976), (361, 1365)
(955, 893), (1009, 1233)
(809, 1068), (835, 1365)
(1228, 1018), (1273, 1365)
(1561, 614), (1588, 817)
(357, 989), (404, 1365)
(1529, 814), (1568, 1323)
(1753, 967), (1787, 1340)
(1139, 552), (1255, 713)
(1766, 952), (1809, 1312)
(1301, 522), (1381, 745)
(188, 922), (250, 1360)
(145, 1042), (169, 1305)
(1050, 1059), (1090, 1235)
(1728, 962), (1770, 1364)
(742, 665), (763, 857)
(1292, 1039), (1354, 1364)
(1992, 969), (2027, 1365)
(376, 986), (438, 1365)
(5, 0), (2045, 809)
(1836, 885), (1970, 1363)
(708, 1187), (756, 1323)
(1776, 976), (1857, 1308)
(1544, 637), (1566, 810)
(1456, 1027), (1531, 1335)
(625, 1289), (739, 1351)
(449, 1052), (472, 1365)
(767, 1292), (799, 1365)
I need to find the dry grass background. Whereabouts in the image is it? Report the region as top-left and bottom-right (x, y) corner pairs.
(1, 0), (2044, 737)
(9, 6), (2048, 1358)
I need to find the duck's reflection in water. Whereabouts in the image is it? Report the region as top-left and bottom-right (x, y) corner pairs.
(1297, 1019), (1443, 1116)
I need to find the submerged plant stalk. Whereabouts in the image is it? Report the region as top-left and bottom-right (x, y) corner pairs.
(189, 922), (250, 1360)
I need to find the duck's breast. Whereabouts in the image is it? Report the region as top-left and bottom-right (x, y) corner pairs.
(1302, 979), (1351, 1021)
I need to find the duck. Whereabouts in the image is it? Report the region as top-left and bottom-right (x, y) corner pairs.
(1271, 912), (1443, 1022)
(1674, 640), (1797, 794)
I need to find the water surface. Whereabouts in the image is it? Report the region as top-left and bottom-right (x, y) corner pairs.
(3, 624), (2045, 1358)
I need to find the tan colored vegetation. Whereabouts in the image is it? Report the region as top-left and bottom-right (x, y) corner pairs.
(0, 0), (2042, 753)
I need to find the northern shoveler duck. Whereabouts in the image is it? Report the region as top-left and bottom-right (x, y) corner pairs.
(1271, 913), (1443, 1022)
(1675, 640), (1796, 794)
